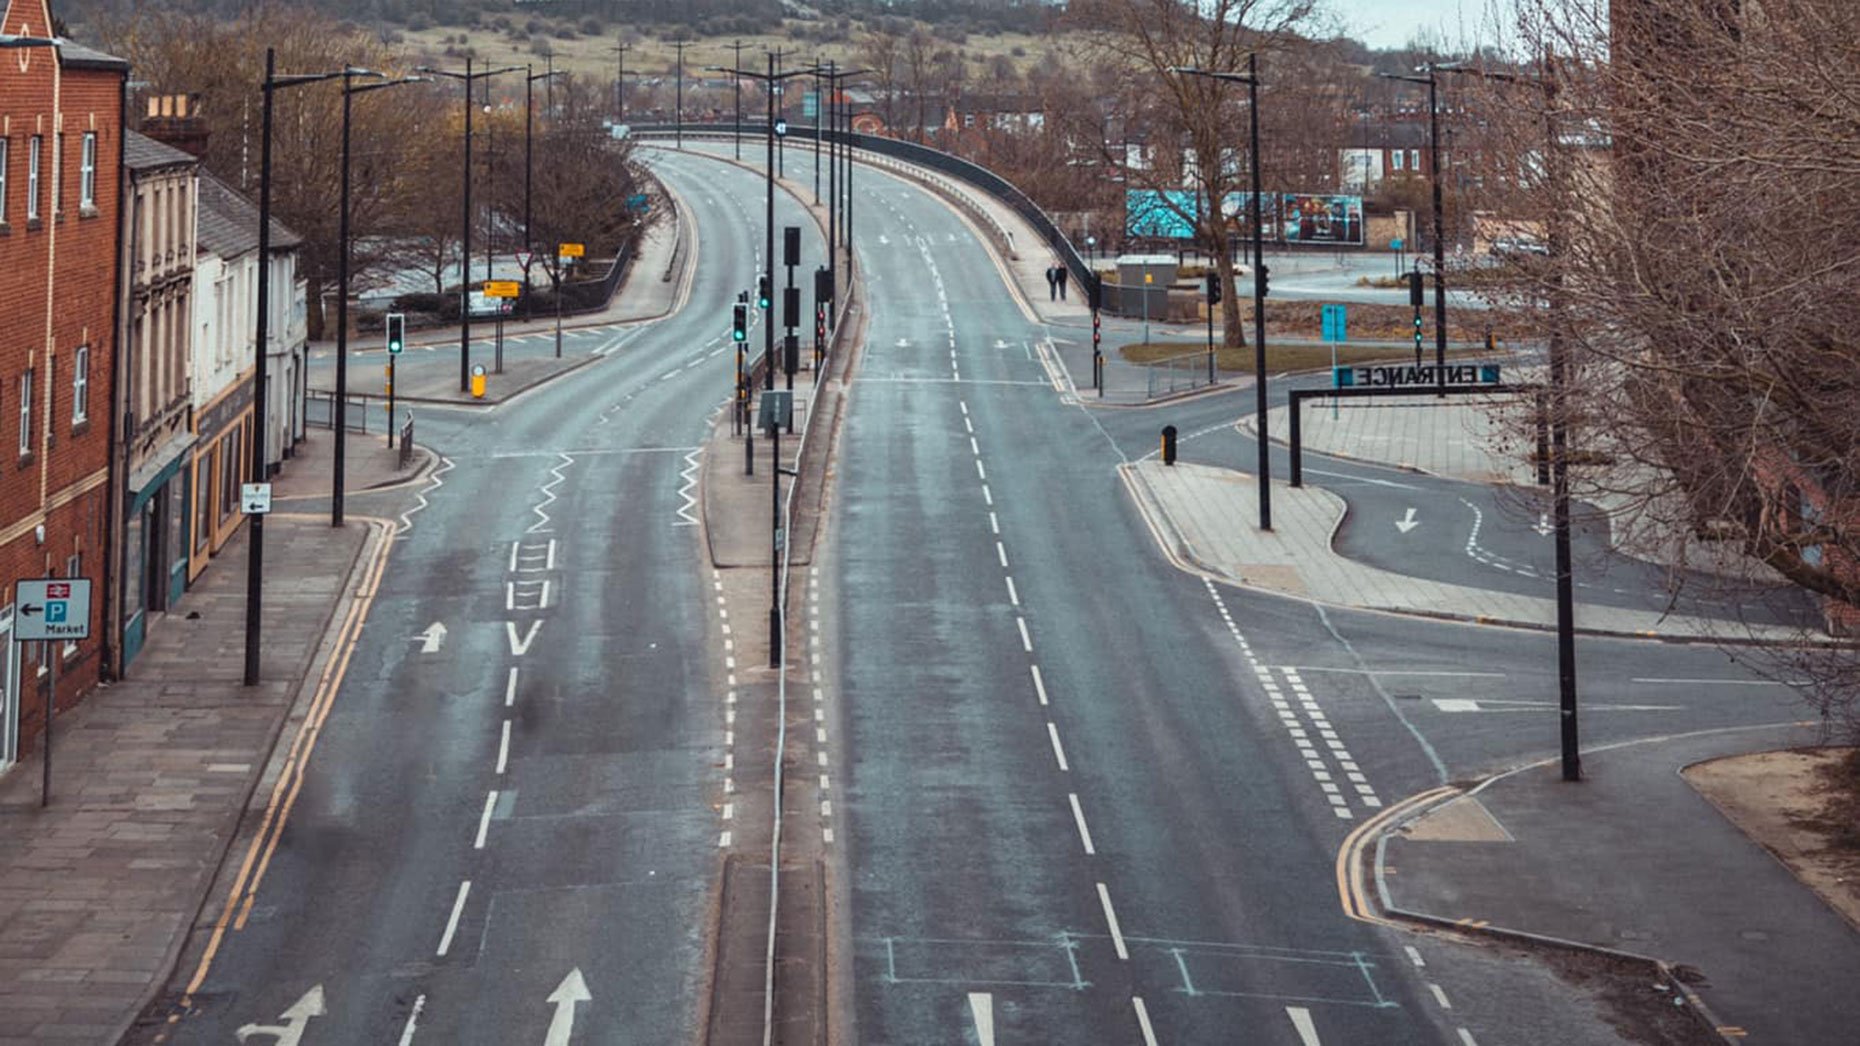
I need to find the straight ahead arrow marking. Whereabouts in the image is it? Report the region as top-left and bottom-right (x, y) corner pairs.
(968, 992), (994, 1046)
(545, 968), (591, 1046)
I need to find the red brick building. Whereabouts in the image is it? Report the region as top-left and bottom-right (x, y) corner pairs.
(0, 0), (128, 769)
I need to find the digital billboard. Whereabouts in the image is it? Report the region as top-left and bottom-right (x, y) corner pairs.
(1281, 194), (1364, 245)
(1124, 190), (1199, 240)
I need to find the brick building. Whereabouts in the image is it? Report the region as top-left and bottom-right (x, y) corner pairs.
(0, 0), (128, 769)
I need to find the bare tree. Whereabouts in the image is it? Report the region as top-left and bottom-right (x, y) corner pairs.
(1063, 0), (1319, 347)
(1470, 0), (1860, 737)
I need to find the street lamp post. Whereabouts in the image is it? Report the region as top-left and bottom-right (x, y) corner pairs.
(1172, 57), (1272, 531)
(672, 39), (690, 150)
(523, 66), (564, 341)
(1437, 60), (1581, 781)
(415, 60), (521, 392)
(1378, 64), (1448, 397)
(333, 68), (426, 528)
(248, 49), (348, 685)
(611, 39), (630, 122)
(728, 40), (747, 161)
(809, 63), (869, 312)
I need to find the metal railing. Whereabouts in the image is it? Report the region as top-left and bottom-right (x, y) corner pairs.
(1144, 348), (1220, 399)
(305, 389), (374, 433)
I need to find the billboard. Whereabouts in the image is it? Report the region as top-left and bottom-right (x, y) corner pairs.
(1124, 190), (1199, 240)
(1281, 194), (1364, 245)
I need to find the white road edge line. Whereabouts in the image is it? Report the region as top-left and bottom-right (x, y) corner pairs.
(436, 880), (471, 956)
(397, 993), (426, 1046)
(1097, 882), (1128, 960)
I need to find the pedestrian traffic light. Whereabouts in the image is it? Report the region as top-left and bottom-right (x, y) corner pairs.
(1205, 271), (1222, 306)
(733, 301), (748, 342)
(386, 312), (406, 355)
(1259, 264), (1271, 298)
(1408, 270), (1425, 306)
(757, 274), (771, 310)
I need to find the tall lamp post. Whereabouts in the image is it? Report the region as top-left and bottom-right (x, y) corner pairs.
(1377, 64), (1448, 397)
(333, 68), (427, 528)
(1171, 57), (1272, 531)
(415, 60), (521, 392)
(671, 39), (690, 150)
(1436, 60), (1581, 781)
(523, 65), (565, 336)
(727, 40), (748, 161)
(610, 39), (630, 122)
(809, 63), (869, 309)
(248, 49), (348, 685)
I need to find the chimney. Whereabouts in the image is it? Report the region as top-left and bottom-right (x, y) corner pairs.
(142, 93), (211, 158)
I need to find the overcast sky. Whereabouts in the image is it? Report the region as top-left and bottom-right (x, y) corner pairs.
(1327, 0), (1492, 50)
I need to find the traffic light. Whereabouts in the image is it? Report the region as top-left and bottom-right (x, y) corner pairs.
(733, 301), (748, 342)
(386, 312), (406, 355)
(757, 274), (771, 310)
(1408, 270), (1425, 306)
(815, 304), (826, 345)
(783, 286), (800, 330)
(1259, 263), (1271, 298)
(1092, 309), (1102, 348)
(784, 226), (801, 268)
(1205, 271), (1222, 306)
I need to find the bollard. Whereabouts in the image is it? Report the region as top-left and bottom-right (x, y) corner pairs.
(471, 363), (487, 400)
(1162, 424), (1178, 466)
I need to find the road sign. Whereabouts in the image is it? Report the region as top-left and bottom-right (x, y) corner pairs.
(241, 482), (273, 515)
(1321, 304), (1348, 343)
(774, 118), (788, 137)
(483, 280), (522, 299)
(513, 250), (533, 269)
(558, 242), (585, 259)
(1390, 238), (1404, 251)
(15, 578), (92, 642)
(758, 390), (792, 432)
(1334, 363), (1501, 388)
(803, 90), (819, 119)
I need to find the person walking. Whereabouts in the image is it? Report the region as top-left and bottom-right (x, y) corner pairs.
(1056, 263), (1070, 301)
(1045, 265), (1059, 301)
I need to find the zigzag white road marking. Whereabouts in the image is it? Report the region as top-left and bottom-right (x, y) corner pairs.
(527, 453), (575, 534)
(675, 450), (702, 527)
(397, 456), (454, 535)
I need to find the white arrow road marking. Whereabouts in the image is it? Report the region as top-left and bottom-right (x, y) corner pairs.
(545, 968), (591, 1046)
(1431, 697), (1685, 714)
(1535, 512), (1553, 536)
(507, 620), (542, 656)
(878, 234), (890, 244)
(1395, 507), (1420, 533)
(993, 339), (1010, 350)
(235, 985), (325, 1045)
(968, 992), (994, 1046)
(1287, 1006), (1321, 1045)
(896, 338), (912, 348)
(410, 622), (447, 653)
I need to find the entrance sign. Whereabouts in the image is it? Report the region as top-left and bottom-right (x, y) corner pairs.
(15, 579), (91, 642)
(1335, 363), (1501, 388)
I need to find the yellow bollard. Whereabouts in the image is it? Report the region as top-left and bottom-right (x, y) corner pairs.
(471, 364), (487, 400)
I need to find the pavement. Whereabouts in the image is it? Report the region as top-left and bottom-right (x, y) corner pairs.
(1372, 723), (1860, 1044)
(1121, 459), (1797, 640)
(0, 510), (384, 1045)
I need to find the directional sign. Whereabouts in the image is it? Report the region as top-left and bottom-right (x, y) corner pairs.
(774, 118), (788, 137)
(15, 578), (91, 642)
(1334, 363), (1501, 388)
(483, 280), (522, 299)
(1389, 238), (1405, 251)
(558, 242), (585, 259)
(241, 482), (273, 515)
(1321, 304), (1348, 343)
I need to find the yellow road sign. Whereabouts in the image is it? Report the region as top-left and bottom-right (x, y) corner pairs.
(483, 280), (522, 298)
(558, 242), (585, 258)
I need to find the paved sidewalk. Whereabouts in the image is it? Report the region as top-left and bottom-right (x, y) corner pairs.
(1121, 459), (1795, 639)
(0, 515), (385, 1043)
(271, 427), (436, 502)
(1378, 725), (1860, 1044)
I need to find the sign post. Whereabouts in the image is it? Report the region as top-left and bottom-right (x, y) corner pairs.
(556, 243), (584, 359)
(484, 280), (521, 373)
(16, 578), (92, 806)
(1321, 304), (1349, 418)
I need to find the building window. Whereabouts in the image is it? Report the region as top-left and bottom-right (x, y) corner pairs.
(71, 345), (88, 425)
(80, 133), (96, 211)
(17, 368), (33, 457)
(27, 136), (41, 222)
(1390, 150), (1404, 171)
(1409, 149), (1421, 171)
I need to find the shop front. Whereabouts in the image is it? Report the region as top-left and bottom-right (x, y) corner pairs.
(189, 374), (254, 582)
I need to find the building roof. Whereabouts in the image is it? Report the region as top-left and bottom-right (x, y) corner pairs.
(57, 38), (129, 72)
(195, 170), (302, 260)
(124, 130), (197, 173)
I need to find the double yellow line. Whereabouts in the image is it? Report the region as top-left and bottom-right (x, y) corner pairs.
(1335, 785), (1458, 926)
(179, 516), (396, 1005)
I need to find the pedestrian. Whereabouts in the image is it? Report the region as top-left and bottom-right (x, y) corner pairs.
(1056, 264), (1069, 301)
(1045, 266), (1058, 301)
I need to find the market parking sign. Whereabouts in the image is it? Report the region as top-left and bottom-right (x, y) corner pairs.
(15, 578), (92, 642)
